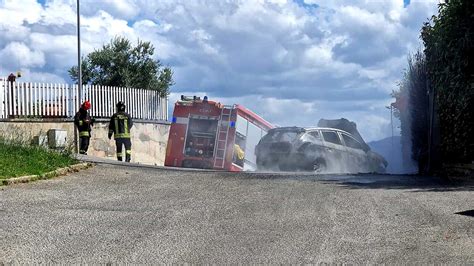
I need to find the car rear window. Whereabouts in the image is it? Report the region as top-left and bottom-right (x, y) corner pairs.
(309, 131), (321, 140)
(321, 131), (342, 145)
(342, 134), (363, 150)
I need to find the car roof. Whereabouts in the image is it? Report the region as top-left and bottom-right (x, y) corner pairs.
(269, 126), (354, 137)
(304, 127), (353, 136)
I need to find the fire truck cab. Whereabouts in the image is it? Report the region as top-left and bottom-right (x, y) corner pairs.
(165, 96), (274, 171)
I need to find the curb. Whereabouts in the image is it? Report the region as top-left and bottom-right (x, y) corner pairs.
(442, 163), (474, 184)
(1, 162), (93, 186)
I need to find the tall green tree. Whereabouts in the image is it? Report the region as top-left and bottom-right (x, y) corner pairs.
(421, 0), (474, 164)
(69, 37), (173, 97)
(392, 51), (430, 173)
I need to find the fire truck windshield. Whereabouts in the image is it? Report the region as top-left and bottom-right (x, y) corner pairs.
(184, 118), (218, 158)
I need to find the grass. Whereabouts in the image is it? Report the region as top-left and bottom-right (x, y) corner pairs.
(0, 139), (77, 180)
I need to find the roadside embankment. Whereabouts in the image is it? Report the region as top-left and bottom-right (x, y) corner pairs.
(0, 139), (87, 185)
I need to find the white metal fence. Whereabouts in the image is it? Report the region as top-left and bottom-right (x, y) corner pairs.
(0, 80), (168, 120)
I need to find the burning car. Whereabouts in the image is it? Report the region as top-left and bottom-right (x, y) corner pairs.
(255, 119), (388, 173)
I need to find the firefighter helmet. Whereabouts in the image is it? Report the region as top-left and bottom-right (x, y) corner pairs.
(116, 101), (126, 112)
(82, 100), (91, 110)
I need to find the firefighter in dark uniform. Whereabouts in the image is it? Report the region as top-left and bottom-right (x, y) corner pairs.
(74, 101), (94, 154)
(108, 101), (133, 162)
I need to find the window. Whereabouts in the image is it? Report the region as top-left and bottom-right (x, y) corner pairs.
(321, 131), (341, 145)
(244, 122), (263, 165)
(260, 131), (300, 143)
(236, 115), (248, 136)
(342, 134), (363, 150)
(309, 131), (321, 140)
(301, 131), (321, 143)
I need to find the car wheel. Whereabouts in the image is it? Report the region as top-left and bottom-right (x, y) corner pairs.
(308, 158), (326, 172)
(279, 163), (296, 171)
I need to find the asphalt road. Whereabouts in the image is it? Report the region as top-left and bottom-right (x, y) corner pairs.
(1, 163), (473, 264)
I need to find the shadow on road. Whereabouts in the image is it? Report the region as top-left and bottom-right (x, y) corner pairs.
(329, 179), (474, 192)
(79, 156), (474, 193)
(455, 209), (474, 217)
(236, 171), (474, 192)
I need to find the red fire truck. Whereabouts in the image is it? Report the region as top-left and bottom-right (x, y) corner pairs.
(165, 96), (274, 171)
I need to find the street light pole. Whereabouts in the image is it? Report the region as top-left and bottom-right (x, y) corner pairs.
(390, 105), (394, 167)
(76, 0), (82, 100)
(75, 0), (81, 154)
(386, 104), (394, 172)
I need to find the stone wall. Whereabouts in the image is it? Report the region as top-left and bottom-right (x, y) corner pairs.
(0, 119), (170, 165)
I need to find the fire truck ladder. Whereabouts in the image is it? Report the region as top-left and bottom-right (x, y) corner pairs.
(213, 105), (234, 169)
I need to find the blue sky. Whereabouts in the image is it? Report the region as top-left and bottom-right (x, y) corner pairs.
(0, 0), (438, 141)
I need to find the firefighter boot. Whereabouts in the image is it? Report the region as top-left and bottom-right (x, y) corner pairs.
(125, 150), (131, 162)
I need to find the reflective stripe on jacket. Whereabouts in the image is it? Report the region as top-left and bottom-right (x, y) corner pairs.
(79, 131), (90, 137)
(109, 112), (133, 139)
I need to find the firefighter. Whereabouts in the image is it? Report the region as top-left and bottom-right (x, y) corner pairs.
(74, 101), (94, 155)
(233, 143), (245, 166)
(108, 101), (133, 162)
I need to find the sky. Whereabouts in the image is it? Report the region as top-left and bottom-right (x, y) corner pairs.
(0, 0), (438, 141)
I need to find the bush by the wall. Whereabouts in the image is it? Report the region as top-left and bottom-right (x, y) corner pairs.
(421, 0), (474, 164)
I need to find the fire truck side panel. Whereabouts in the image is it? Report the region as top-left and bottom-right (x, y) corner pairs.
(224, 119), (238, 171)
(165, 120), (187, 167)
(230, 107), (274, 171)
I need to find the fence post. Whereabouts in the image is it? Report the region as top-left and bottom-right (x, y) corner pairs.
(46, 83), (50, 117)
(147, 89), (150, 120)
(157, 94), (161, 120)
(12, 82), (17, 117)
(33, 83), (37, 117)
(165, 95), (168, 121)
(109, 86), (113, 117)
(126, 86), (131, 117)
(28, 83), (32, 117)
(53, 83), (57, 117)
(59, 84), (63, 117)
(131, 88), (136, 119)
(0, 79), (4, 119)
(98, 85), (103, 117)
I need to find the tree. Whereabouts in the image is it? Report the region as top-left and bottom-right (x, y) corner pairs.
(69, 37), (173, 97)
(421, 0), (474, 164)
(392, 51), (430, 173)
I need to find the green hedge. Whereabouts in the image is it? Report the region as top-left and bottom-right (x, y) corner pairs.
(421, 0), (474, 164)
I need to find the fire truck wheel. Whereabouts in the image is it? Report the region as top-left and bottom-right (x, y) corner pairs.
(182, 160), (193, 168)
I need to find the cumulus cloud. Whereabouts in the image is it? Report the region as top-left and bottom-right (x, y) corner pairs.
(0, 0), (438, 141)
(0, 42), (45, 69)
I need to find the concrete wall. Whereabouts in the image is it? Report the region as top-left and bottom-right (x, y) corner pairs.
(0, 119), (170, 165)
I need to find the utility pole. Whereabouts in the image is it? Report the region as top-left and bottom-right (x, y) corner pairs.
(75, 0), (81, 153)
(386, 104), (394, 172)
(390, 105), (394, 172)
(76, 0), (82, 98)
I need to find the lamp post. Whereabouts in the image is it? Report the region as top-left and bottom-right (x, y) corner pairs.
(390, 105), (394, 164)
(75, 0), (81, 153)
(386, 104), (394, 172)
(76, 0), (82, 98)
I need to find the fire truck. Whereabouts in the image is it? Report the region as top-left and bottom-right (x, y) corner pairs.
(165, 96), (274, 171)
